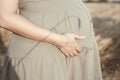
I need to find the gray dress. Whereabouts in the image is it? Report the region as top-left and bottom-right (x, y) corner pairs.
(1, 0), (103, 80)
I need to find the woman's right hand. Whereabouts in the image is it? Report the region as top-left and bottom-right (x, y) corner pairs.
(56, 33), (85, 58)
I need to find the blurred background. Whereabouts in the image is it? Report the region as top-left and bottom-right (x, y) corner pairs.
(83, 0), (119, 2)
(0, 0), (120, 80)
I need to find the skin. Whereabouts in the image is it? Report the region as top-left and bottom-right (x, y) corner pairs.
(0, 0), (85, 58)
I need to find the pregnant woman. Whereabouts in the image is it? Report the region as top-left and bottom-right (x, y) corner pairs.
(0, 0), (103, 80)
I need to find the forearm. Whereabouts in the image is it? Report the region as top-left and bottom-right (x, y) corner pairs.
(0, 13), (62, 46)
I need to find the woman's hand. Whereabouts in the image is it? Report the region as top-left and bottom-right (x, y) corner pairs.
(56, 33), (85, 58)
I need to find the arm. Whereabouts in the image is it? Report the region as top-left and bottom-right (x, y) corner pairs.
(0, 0), (85, 58)
(0, 0), (63, 47)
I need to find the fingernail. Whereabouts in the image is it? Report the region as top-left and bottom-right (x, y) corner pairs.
(81, 36), (85, 38)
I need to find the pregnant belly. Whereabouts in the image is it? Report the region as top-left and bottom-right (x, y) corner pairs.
(7, 1), (93, 60)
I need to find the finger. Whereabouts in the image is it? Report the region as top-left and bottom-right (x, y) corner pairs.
(65, 53), (71, 58)
(75, 46), (81, 53)
(73, 50), (79, 56)
(69, 53), (74, 57)
(74, 34), (85, 40)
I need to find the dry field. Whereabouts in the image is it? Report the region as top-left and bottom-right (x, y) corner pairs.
(0, 2), (120, 80)
(86, 3), (120, 80)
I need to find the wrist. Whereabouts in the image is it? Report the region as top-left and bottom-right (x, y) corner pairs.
(50, 33), (65, 47)
(51, 33), (68, 48)
(46, 32), (67, 47)
(43, 31), (63, 46)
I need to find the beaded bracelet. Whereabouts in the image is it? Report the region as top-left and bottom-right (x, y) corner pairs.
(39, 31), (53, 42)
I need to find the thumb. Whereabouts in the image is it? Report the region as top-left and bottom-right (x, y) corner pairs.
(74, 34), (85, 40)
